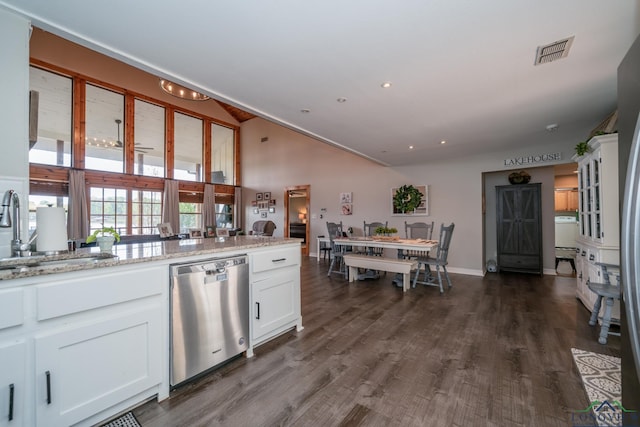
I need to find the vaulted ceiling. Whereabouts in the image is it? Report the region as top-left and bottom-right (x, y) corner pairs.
(1, 1), (639, 166)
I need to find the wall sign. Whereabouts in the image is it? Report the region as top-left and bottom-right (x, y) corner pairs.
(503, 152), (561, 167)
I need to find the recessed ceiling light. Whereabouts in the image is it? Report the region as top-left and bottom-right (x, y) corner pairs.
(381, 82), (392, 88)
(337, 97), (347, 103)
(409, 145), (414, 150)
(440, 140), (447, 144)
(300, 109), (311, 113)
(546, 123), (559, 132)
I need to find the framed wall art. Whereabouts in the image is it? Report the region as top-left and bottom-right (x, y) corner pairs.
(256, 192), (263, 201)
(189, 228), (204, 238)
(391, 184), (429, 216)
(157, 222), (173, 238)
(264, 192), (271, 200)
(340, 192), (352, 203)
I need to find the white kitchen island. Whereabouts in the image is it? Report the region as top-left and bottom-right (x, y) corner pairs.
(0, 236), (302, 427)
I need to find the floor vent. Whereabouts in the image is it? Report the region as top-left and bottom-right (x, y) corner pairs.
(534, 36), (574, 65)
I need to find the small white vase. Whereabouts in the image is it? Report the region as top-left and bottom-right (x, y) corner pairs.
(96, 235), (115, 253)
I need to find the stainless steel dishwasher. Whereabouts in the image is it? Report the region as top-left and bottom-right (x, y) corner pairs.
(170, 254), (249, 387)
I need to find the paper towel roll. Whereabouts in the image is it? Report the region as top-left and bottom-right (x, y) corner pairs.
(36, 206), (68, 252)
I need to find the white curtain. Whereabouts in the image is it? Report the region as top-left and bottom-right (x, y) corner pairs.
(67, 169), (89, 240)
(162, 179), (180, 234)
(203, 184), (216, 228)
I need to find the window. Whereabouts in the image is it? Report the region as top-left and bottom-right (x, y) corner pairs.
(132, 190), (163, 235)
(134, 99), (165, 177)
(173, 112), (203, 181)
(28, 67), (73, 167)
(89, 187), (128, 235)
(211, 123), (234, 184)
(29, 62), (240, 242)
(85, 85), (124, 173)
(179, 202), (202, 234)
(215, 203), (234, 228)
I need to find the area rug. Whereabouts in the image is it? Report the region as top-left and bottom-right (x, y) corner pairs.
(100, 411), (141, 427)
(571, 348), (622, 426)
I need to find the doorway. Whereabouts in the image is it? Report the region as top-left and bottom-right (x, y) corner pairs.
(284, 185), (310, 256)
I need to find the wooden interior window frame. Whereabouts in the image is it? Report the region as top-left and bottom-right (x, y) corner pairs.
(28, 60), (240, 234)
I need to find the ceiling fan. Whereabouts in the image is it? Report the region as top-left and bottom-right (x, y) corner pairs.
(113, 119), (154, 153)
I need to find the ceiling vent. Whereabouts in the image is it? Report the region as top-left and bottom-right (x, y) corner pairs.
(534, 36), (574, 65)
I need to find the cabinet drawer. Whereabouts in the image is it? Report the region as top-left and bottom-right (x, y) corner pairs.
(36, 266), (163, 321)
(251, 247), (300, 274)
(499, 255), (540, 270)
(0, 288), (24, 330)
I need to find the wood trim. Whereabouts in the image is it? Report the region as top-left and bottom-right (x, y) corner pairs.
(73, 78), (86, 169)
(165, 107), (174, 179)
(30, 59), (240, 131)
(204, 120), (212, 184)
(234, 128), (241, 186)
(30, 164), (238, 197)
(215, 185), (236, 195)
(284, 185), (310, 256)
(125, 94), (135, 175)
(30, 164), (69, 182)
(30, 60), (242, 187)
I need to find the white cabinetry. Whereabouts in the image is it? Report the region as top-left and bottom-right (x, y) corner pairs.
(572, 134), (620, 322)
(0, 264), (166, 427)
(0, 287), (26, 427)
(248, 245), (303, 356)
(0, 341), (26, 427)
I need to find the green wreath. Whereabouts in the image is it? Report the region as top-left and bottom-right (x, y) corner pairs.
(393, 185), (423, 214)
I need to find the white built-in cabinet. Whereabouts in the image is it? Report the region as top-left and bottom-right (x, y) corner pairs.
(0, 265), (166, 427)
(0, 242), (302, 425)
(572, 133), (620, 322)
(0, 287), (26, 427)
(0, 341), (26, 427)
(248, 246), (303, 357)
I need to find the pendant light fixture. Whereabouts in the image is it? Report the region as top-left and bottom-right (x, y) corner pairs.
(159, 79), (210, 101)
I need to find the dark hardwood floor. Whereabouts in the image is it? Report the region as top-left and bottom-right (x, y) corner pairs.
(133, 257), (619, 427)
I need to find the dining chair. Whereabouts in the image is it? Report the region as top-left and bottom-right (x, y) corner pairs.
(363, 221), (387, 257)
(412, 222), (455, 293)
(402, 221), (434, 260)
(587, 263), (621, 344)
(317, 235), (332, 260)
(326, 222), (347, 278)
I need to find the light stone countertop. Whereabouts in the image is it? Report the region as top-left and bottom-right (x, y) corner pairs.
(0, 236), (301, 281)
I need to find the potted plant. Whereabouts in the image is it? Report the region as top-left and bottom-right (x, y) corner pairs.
(86, 227), (121, 252)
(374, 226), (398, 236)
(575, 141), (591, 156)
(393, 185), (423, 214)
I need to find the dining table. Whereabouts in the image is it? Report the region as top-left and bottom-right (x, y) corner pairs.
(333, 236), (438, 252)
(333, 236), (438, 286)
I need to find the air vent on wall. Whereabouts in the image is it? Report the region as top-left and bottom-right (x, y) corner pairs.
(534, 36), (574, 65)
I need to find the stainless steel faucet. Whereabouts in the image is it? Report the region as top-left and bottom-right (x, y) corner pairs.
(0, 190), (29, 257)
